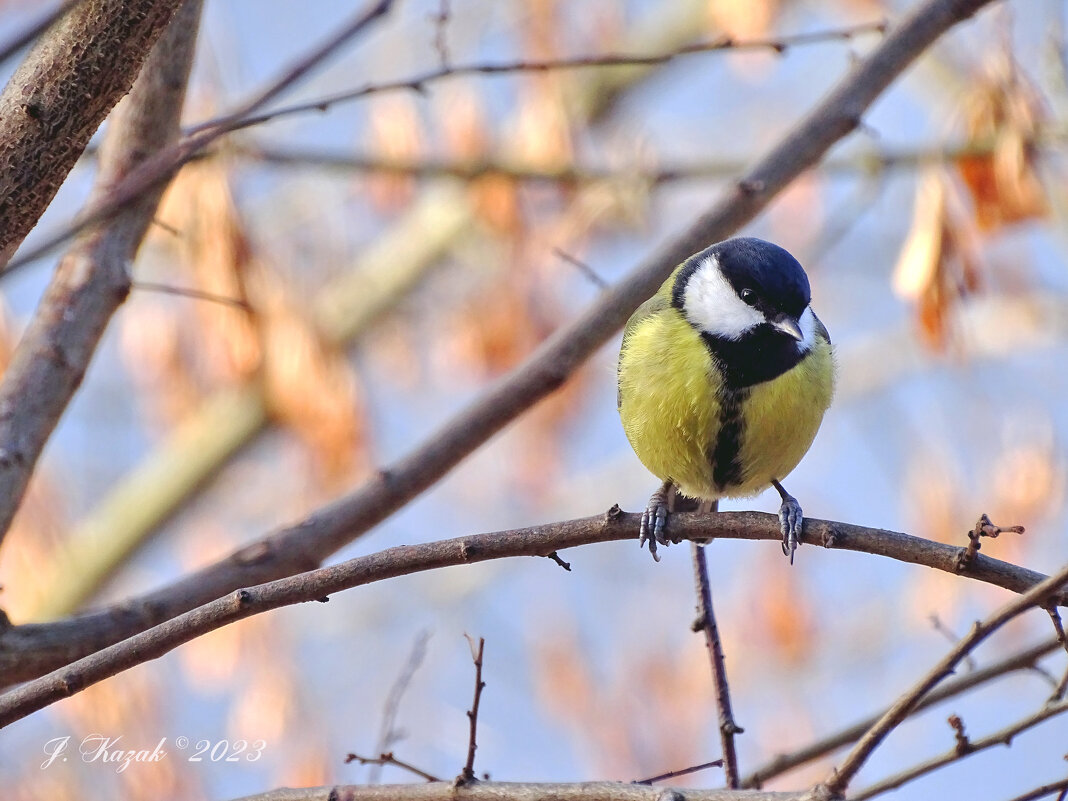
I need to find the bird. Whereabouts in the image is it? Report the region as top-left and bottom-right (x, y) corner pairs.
(617, 236), (835, 562)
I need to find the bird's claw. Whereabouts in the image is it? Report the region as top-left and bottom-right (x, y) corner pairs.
(639, 482), (673, 562)
(778, 494), (803, 565)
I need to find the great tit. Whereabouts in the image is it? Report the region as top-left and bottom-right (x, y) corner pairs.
(617, 237), (834, 562)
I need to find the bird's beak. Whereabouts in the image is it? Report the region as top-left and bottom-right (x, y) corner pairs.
(769, 313), (803, 342)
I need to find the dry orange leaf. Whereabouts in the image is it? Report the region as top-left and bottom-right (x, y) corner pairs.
(154, 159), (260, 385)
(956, 57), (1048, 232)
(249, 260), (369, 484)
(366, 94), (425, 211)
(439, 84), (492, 162)
(706, 0), (779, 39)
(706, 0), (781, 76)
(892, 168), (982, 347)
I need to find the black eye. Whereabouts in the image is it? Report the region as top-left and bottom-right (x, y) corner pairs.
(740, 288), (757, 306)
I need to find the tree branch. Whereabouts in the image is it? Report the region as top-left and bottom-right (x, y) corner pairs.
(229, 782), (799, 801)
(850, 696), (1068, 800)
(813, 562), (1068, 799)
(0, 510), (1061, 726)
(0, 0), (186, 266)
(199, 20), (888, 137)
(692, 539), (743, 787)
(740, 636), (1063, 788)
(1, 0), (394, 276)
(459, 636), (486, 784)
(226, 127), (1068, 185)
(0, 0), (202, 551)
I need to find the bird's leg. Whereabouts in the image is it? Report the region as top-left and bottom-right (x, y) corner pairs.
(771, 479), (802, 565)
(639, 480), (676, 562)
(689, 498), (717, 545)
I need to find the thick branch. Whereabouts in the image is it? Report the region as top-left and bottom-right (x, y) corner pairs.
(0, 510), (1061, 724)
(0, 0), (186, 265)
(0, 0), (201, 549)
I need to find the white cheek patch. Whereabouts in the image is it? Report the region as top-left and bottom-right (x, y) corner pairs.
(683, 256), (763, 340)
(798, 306), (819, 352)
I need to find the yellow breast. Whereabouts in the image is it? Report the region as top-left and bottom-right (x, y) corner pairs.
(618, 307), (834, 501)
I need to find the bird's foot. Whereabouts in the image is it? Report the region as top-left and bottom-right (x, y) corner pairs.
(639, 480), (675, 562)
(772, 479), (802, 565)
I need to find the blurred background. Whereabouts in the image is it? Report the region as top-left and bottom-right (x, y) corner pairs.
(1, 0), (1067, 798)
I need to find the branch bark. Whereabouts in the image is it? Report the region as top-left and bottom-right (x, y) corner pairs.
(0, 0), (202, 550)
(229, 782), (799, 801)
(0, 0), (186, 266)
(0, 510), (1061, 724)
(692, 539), (743, 787)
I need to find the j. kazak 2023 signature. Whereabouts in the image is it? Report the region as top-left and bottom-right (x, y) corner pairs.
(41, 735), (267, 773)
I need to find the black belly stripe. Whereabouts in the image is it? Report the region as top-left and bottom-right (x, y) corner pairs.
(710, 386), (749, 492)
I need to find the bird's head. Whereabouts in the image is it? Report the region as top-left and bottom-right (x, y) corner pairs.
(671, 237), (817, 351)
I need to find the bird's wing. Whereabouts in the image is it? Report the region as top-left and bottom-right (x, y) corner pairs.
(618, 293), (671, 410)
(812, 310), (831, 344)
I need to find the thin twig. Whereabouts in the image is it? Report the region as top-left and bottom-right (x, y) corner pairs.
(955, 514), (1026, 573)
(554, 248), (609, 290)
(929, 615), (977, 671)
(546, 551), (572, 571)
(345, 752), (440, 783)
(227, 126), (1068, 184)
(459, 636), (486, 785)
(208, 20), (889, 137)
(131, 280), (251, 309)
(369, 630), (431, 784)
(1052, 666), (1068, 703)
(1047, 605), (1068, 649)
(691, 531), (743, 788)
(634, 759), (724, 785)
(741, 637), (1062, 788)
(947, 714), (971, 755)
(1, 17), (884, 276)
(816, 562), (1068, 799)
(429, 0), (450, 69)
(186, 0), (394, 136)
